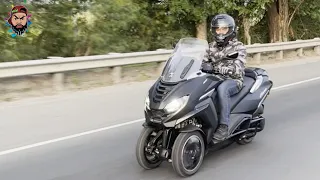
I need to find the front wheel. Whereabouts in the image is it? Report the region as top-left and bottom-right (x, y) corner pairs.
(171, 131), (205, 177)
(135, 127), (163, 169)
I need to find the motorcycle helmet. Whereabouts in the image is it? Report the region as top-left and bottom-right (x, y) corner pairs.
(210, 14), (237, 47)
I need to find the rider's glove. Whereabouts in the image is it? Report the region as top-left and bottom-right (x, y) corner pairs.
(201, 62), (213, 73)
(220, 66), (234, 75)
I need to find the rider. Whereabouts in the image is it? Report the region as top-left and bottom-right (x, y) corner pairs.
(201, 14), (247, 141)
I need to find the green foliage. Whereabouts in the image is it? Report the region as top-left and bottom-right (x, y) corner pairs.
(288, 0), (320, 40)
(0, 0), (319, 62)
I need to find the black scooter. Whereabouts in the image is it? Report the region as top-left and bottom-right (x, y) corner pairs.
(135, 37), (273, 177)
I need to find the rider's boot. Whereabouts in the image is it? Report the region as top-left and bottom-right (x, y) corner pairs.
(213, 124), (228, 141)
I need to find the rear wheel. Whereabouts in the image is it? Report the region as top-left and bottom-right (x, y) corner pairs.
(235, 132), (255, 145)
(171, 131), (205, 177)
(236, 136), (254, 145)
(136, 127), (163, 169)
(236, 116), (265, 145)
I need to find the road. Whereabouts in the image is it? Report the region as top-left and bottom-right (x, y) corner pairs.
(1, 58), (320, 180)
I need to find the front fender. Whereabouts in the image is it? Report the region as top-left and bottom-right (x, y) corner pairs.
(179, 124), (205, 136)
(179, 124), (208, 146)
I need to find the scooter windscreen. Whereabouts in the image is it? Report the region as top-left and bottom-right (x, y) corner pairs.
(161, 38), (209, 83)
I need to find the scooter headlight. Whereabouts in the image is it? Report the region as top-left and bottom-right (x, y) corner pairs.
(164, 95), (189, 114)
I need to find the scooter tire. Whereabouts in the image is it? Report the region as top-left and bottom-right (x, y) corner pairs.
(135, 127), (162, 170)
(171, 131), (205, 177)
(235, 135), (255, 145)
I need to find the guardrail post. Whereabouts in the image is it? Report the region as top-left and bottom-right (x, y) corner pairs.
(157, 62), (166, 75)
(313, 38), (320, 55)
(52, 73), (64, 91)
(297, 48), (303, 56)
(253, 53), (261, 64)
(314, 46), (320, 55)
(295, 39), (303, 56)
(276, 50), (283, 59)
(112, 66), (121, 83)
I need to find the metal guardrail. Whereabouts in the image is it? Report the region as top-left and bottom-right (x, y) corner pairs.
(0, 38), (320, 90)
(246, 38), (320, 53)
(0, 50), (174, 78)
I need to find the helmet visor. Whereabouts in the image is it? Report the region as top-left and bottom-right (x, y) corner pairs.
(213, 26), (229, 35)
(212, 19), (233, 35)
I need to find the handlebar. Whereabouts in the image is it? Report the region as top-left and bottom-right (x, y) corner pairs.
(201, 61), (235, 79)
(211, 70), (233, 80)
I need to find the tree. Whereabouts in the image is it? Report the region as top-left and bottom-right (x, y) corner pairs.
(157, 0), (229, 40)
(86, 0), (151, 55)
(233, 0), (272, 44)
(287, 0), (320, 40)
(1, 0), (320, 62)
(266, 0), (290, 42)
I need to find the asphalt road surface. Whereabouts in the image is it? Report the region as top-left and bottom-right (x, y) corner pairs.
(1, 58), (320, 180)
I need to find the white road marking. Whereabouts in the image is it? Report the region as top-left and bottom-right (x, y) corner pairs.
(0, 119), (144, 156)
(272, 76), (320, 91)
(1, 76), (320, 156)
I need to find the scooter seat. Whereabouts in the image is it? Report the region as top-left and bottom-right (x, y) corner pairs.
(230, 76), (255, 110)
(244, 68), (257, 80)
